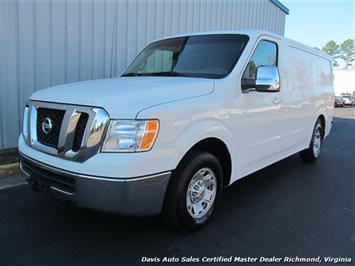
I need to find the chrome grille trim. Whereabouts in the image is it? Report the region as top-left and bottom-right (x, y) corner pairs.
(64, 111), (81, 151)
(26, 101), (110, 162)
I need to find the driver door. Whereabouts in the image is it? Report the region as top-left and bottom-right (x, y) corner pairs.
(237, 39), (285, 170)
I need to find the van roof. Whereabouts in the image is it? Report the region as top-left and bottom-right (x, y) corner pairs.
(155, 30), (331, 61)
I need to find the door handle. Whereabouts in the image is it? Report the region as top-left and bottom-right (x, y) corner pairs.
(272, 98), (280, 105)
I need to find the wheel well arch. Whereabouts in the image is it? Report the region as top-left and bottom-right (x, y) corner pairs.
(178, 137), (232, 187)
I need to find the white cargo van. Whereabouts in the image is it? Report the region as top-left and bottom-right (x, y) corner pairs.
(19, 30), (334, 231)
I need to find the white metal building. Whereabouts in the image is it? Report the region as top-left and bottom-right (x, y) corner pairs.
(0, 0), (289, 150)
(333, 70), (355, 96)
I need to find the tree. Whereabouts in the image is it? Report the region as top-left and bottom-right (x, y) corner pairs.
(338, 39), (355, 70)
(322, 40), (339, 66)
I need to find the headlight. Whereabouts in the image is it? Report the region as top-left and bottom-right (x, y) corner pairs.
(101, 119), (159, 152)
(22, 106), (29, 143)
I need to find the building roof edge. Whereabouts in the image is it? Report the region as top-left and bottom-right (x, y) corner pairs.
(269, 0), (289, 15)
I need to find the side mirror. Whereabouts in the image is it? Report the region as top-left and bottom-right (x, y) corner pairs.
(255, 65), (280, 92)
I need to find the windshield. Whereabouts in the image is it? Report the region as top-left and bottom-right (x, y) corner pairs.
(122, 34), (249, 79)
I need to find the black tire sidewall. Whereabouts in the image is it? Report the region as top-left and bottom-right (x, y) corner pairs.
(171, 151), (223, 231)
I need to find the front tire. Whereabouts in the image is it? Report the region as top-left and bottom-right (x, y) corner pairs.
(299, 119), (324, 162)
(162, 151), (223, 232)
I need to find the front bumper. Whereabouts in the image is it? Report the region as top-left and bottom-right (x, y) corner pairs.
(19, 154), (171, 216)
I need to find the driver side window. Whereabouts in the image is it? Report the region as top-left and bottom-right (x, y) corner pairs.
(242, 40), (278, 92)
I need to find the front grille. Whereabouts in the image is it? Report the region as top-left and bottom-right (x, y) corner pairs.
(37, 108), (65, 148)
(72, 113), (89, 152)
(28, 101), (109, 162)
(22, 158), (75, 194)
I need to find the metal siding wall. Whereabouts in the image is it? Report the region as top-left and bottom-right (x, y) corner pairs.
(0, 1), (20, 149)
(0, 0), (286, 150)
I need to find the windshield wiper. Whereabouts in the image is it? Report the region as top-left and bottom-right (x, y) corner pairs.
(144, 71), (183, 76)
(121, 73), (141, 77)
(122, 71), (187, 77)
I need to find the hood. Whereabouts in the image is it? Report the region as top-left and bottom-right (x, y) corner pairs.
(30, 77), (214, 118)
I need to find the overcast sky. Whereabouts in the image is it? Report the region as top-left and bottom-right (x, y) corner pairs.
(281, 0), (354, 48)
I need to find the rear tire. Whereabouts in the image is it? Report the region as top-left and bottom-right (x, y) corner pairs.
(299, 119), (324, 163)
(162, 150), (223, 232)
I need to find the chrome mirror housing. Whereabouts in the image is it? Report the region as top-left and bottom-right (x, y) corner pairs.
(255, 65), (280, 92)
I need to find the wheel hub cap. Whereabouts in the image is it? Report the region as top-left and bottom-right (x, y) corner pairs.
(313, 129), (322, 157)
(186, 167), (217, 219)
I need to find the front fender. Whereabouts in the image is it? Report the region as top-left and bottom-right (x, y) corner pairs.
(172, 119), (233, 167)
(137, 93), (235, 173)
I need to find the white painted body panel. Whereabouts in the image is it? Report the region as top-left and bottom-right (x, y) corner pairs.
(19, 30), (334, 184)
(30, 77), (214, 119)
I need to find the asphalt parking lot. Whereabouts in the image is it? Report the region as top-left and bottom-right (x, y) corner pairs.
(0, 107), (354, 265)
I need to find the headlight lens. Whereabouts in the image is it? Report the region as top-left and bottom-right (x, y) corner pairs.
(101, 119), (159, 152)
(22, 106), (29, 143)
